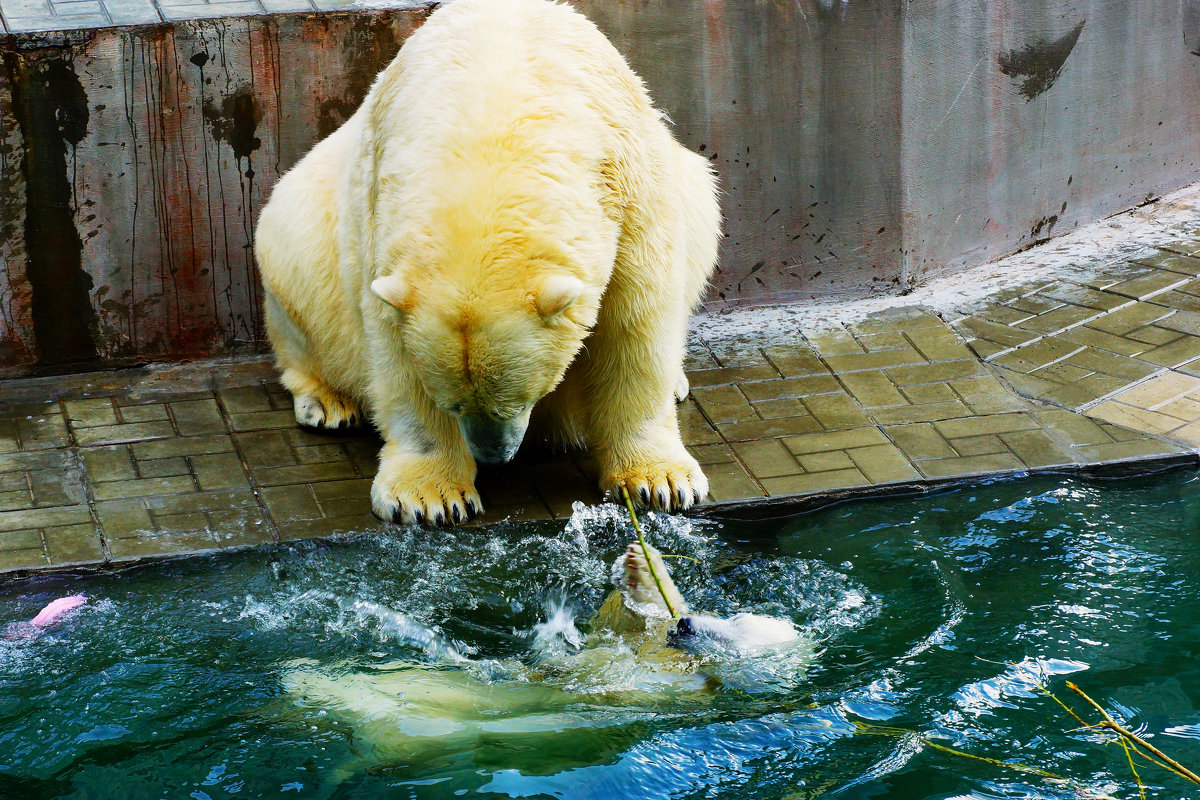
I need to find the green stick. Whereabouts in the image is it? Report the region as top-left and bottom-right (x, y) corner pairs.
(619, 484), (679, 619)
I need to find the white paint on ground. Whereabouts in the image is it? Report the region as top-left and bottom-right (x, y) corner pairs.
(690, 183), (1200, 347)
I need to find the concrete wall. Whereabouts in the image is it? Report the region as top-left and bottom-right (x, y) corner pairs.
(1, 1), (1198, 374)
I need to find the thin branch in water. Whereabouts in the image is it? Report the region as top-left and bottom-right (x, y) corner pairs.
(619, 484), (678, 619)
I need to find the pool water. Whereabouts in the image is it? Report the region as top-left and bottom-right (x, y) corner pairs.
(2, 470), (1199, 799)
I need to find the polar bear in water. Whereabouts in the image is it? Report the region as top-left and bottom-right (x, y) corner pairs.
(282, 544), (810, 763)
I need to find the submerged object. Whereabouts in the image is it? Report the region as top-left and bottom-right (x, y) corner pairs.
(29, 594), (88, 628)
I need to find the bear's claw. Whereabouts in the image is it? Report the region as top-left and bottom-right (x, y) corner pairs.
(606, 454), (709, 513)
(371, 456), (483, 527)
(293, 392), (365, 433)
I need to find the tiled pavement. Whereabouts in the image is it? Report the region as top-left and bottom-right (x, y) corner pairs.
(5, 236), (1200, 576)
(0, 0), (427, 33)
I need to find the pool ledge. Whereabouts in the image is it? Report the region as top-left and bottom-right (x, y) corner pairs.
(6, 199), (1200, 576)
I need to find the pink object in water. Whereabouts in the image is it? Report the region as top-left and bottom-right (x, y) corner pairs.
(28, 595), (88, 627)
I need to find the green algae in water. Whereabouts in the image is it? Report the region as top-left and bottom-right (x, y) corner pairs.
(2, 471), (1200, 799)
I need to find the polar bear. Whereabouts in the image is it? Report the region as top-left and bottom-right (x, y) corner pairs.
(255, 0), (720, 525)
(282, 544), (808, 764)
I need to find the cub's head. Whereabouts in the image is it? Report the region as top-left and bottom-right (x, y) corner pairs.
(371, 263), (597, 465)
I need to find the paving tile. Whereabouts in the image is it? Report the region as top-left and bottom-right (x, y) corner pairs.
(1109, 372), (1200, 409)
(731, 440), (801, 478)
(991, 339), (1084, 374)
(252, 461), (359, 486)
(94, 500), (154, 536)
(233, 431), (296, 468)
(1134, 252), (1200, 275)
(884, 423), (956, 460)
(228, 410), (298, 432)
(1013, 303), (1102, 334)
(92, 475), (196, 501)
(102, 0), (161, 24)
(855, 331), (909, 353)
(1000, 429), (1075, 468)
(1059, 325), (1150, 356)
(885, 360), (987, 385)
(43, 524), (105, 566)
(0, 506), (91, 532)
(692, 385), (757, 424)
(1151, 291), (1200, 314)
(956, 316), (1040, 349)
(762, 345), (829, 377)
(130, 434), (235, 461)
(717, 415), (823, 441)
(1065, 347), (1159, 381)
(1086, 402), (1185, 436)
(795, 449), (856, 473)
(869, 400), (971, 424)
(1038, 283), (1132, 312)
(752, 398), (810, 419)
(1073, 438), (1183, 463)
(845, 444), (920, 484)
(171, 399), (226, 436)
(973, 304), (1035, 326)
(822, 346), (926, 374)
(81, 445), (137, 481)
(801, 393), (870, 429)
(850, 307), (942, 334)
(1157, 395), (1200, 421)
(1104, 269), (1190, 301)
(784, 427), (889, 454)
(15, 414), (70, 450)
(119, 403), (170, 424)
(949, 434), (1008, 457)
(903, 326), (974, 362)
(259, 484), (322, 523)
(0, 529), (44, 550)
(915, 452), (1025, 479)
(192, 451), (251, 490)
(704, 461), (762, 502)
(949, 376), (1030, 413)
(899, 382), (958, 404)
(0, 547), (50, 572)
(1087, 303), (1174, 335)
(967, 339), (1006, 360)
(838, 371), (907, 408)
(1138, 335), (1200, 368)
(138, 456), (190, 479)
(807, 328), (863, 356)
(934, 413), (1039, 439)
(688, 443), (738, 466)
(64, 398), (118, 428)
(760, 468), (870, 497)
(75, 420), (175, 446)
(29, 469), (87, 507)
(686, 365), (779, 388)
(739, 375), (841, 401)
(1125, 325), (1181, 346)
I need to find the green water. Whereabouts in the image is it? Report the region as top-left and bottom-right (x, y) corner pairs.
(2, 470), (1199, 799)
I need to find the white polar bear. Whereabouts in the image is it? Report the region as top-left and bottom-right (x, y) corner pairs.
(255, 0), (721, 525)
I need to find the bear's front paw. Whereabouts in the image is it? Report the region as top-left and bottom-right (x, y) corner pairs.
(371, 455), (483, 526)
(293, 392), (364, 431)
(604, 452), (709, 513)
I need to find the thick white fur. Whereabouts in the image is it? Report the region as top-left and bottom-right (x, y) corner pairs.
(255, 0), (720, 524)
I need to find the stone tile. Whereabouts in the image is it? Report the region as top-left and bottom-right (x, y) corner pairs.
(92, 476), (196, 501)
(218, 387), (273, 414)
(845, 444), (920, 484)
(64, 397), (118, 428)
(131, 434), (234, 460)
(677, 405), (721, 446)
(915, 452), (1025, 479)
(1086, 402), (1185, 436)
(807, 328), (863, 356)
(991, 339), (1084, 374)
(192, 451), (250, 490)
(1000, 430), (1075, 468)
(228, 410), (298, 432)
(885, 360), (987, 385)
(233, 431), (296, 468)
(0, 528), (44, 550)
(692, 385), (756, 424)
(762, 345), (829, 377)
(82, 445), (138, 481)
(934, 413), (1038, 439)
(294, 443), (349, 465)
(1038, 283), (1132, 312)
(968, 340), (1006, 360)
(1157, 395), (1200, 421)
(0, 505), (91, 532)
(796, 450), (855, 473)
(1138, 336), (1200, 368)
(1125, 325), (1181, 347)
(855, 331), (909, 353)
(15, 414), (70, 450)
(1073, 439), (1182, 463)
(1110, 372), (1200, 409)
(94, 500), (154, 536)
(0, 547), (50, 572)
(884, 423), (956, 460)
(1041, 373), (1128, 408)
(260, 484), (322, 523)
(259, 0), (311, 10)
(1059, 325), (1150, 356)
(717, 415), (822, 441)
(1134, 251), (1200, 275)
(822, 346), (926, 374)
(138, 457), (190, 478)
(802, 393), (870, 429)
(974, 304), (1035, 326)
(43, 524), (105, 566)
(838, 371), (906, 408)
(784, 427), (889, 454)
(739, 375), (840, 402)
(731, 440), (800, 479)
(704, 461), (762, 503)
(1065, 347), (1159, 381)
(949, 377), (1030, 413)
(903, 326), (974, 362)
(1087, 303), (1174, 335)
(850, 307), (942, 334)
(1156, 310), (1200, 336)
(955, 316), (1040, 349)
(686, 365), (779, 388)
(949, 434), (1008, 457)
(869, 400), (971, 425)
(899, 382), (958, 404)
(102, 0), (161, 24)
(1031, 362), (1095, 385)
(171, 399), (226, 436)
(1151, 291), (1200, 314)
(1013, 303), (1102, 335)
(75, 421), (175, 446)
(688, 444), (738, 466)
(1103, 270), (1190, 301)
(252, 461), (359, 486)
(29, 469), (87, 507)
(759, 469), (870, 497)
(752, 398), (810, 419)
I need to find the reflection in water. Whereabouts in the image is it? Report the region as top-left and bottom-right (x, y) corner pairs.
(0, 473), (1198, 798)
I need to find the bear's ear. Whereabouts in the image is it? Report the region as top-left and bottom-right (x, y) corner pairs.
(534, 275), (585, 319)
(371, 273), (415, 312)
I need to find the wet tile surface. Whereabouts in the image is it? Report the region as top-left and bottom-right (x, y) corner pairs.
(5, 239), (1200, 576)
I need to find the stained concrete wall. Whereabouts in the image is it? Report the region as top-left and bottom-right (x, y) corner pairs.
(1, 1), (1199, 374)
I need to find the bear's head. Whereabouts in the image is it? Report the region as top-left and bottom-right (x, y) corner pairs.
(371, 265), (598, 465)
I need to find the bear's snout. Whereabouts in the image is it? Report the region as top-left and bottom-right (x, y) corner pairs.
(457, 411), (530, 465)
